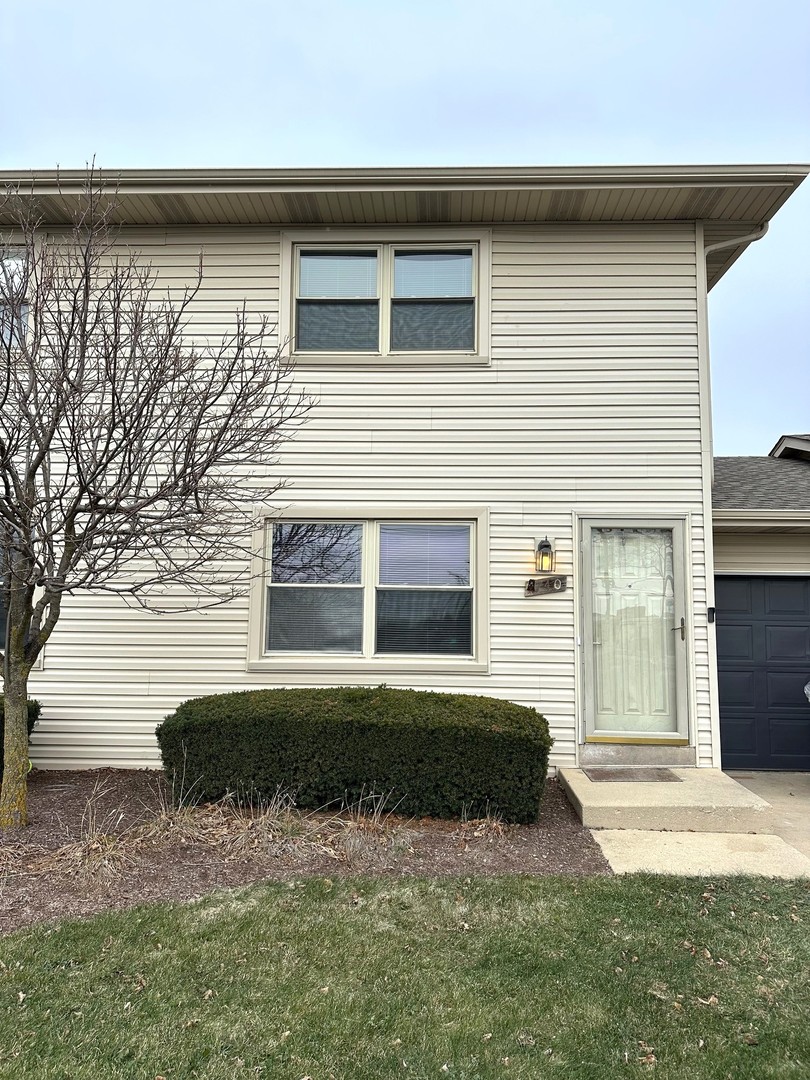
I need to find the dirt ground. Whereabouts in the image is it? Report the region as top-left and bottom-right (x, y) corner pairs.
(0, 769), (611, 934)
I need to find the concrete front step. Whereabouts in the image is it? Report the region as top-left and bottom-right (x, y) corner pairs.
(559, 767), (774, 833)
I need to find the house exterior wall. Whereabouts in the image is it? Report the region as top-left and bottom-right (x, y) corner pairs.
(713, 531), (810, 574)
(27, 222), (714, 769)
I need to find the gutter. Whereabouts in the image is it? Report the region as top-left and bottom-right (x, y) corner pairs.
(704, 222), (769, 255)
(0, 164), (808, 196)
(712, 509), (810, 528)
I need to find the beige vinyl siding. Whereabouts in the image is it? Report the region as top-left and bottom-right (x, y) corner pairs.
(713, 531), (810, 574)
(27, 223), (713, 769)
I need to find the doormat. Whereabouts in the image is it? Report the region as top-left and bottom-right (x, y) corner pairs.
(582, 767), (683, 783)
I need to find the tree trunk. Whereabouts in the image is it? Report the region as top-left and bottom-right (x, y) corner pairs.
(0, 671), (31, 828)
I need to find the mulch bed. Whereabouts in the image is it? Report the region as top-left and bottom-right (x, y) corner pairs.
(0, 769), (610, 934)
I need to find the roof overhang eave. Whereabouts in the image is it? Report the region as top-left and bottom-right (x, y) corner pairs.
(2, 163), (807, 290)
(713, 509), (810, 531)
(768, 435), (810, 460)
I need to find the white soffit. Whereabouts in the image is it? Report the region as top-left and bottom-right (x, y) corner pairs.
(1, 164), (807, 289)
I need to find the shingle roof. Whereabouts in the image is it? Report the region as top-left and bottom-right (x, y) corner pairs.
(713, 456), (810, 510)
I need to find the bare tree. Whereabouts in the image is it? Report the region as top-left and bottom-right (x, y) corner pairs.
(0, 170), (310, 827)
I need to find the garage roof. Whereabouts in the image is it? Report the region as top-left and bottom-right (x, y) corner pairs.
(713, 456), (810, 510)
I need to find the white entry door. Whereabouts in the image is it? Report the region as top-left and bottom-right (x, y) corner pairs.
(582, 521), (688, 742)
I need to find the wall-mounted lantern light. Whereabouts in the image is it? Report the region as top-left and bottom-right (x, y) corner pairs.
(535, 536), (554, 574)
(526, 536), (568, 597)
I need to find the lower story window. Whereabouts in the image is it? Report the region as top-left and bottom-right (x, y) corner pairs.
(265, 519), (475, 657)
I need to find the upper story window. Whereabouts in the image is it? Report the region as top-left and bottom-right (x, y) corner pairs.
(281, 230), (490, 366)
(0, 251), (26, 348)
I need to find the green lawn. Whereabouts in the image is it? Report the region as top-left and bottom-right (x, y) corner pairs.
(0, 876), (807, 1079)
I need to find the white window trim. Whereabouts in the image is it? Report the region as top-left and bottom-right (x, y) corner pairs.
(1, 246), (29, 349)
(0, 597), (45, 672)
(247, 504), (490, 674)
(279, 228), (491, 367)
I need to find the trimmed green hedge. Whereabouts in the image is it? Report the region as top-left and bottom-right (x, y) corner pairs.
(156, 687), (553, 824)
(0, 696), (42, 771)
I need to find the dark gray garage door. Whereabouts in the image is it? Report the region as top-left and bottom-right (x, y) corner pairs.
(716, 576), (810, 770)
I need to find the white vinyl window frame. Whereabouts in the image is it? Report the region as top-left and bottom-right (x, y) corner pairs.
(0, 247), (28, 349)
(279, 228), (491, 367)
(2, 243), (46, 671)
(247, 504), (490, 674)
(0, 593), (45, 672)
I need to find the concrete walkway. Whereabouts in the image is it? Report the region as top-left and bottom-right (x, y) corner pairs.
(560, 766), (810, 878)
(727, 771), (810, 859)
(592, 828), (810, 878)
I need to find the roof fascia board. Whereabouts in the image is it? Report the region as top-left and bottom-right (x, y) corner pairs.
(713, 509), (810, 528)
(1, 164), (808, 196)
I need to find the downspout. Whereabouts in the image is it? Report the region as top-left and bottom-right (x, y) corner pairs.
(699, 219), (768, 767)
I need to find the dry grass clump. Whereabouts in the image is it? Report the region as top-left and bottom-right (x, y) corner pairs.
(139, 785), (328, 861)
(28, 780), (424, 884)
(452, 806), (509, 845)
(138, 797), (230, 848)
(136, 774), (220, 846)
(138, 784), (416, 868)
(221, 790), (324, 860)
(0, 842), (25, 872)
(320, 791), (417, 870)
(34, 780), (137, 886)
(0, 843), (27, 900)
(39, 830), (136, 886)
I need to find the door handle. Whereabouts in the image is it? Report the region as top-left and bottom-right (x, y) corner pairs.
(671, 617), (685, 641)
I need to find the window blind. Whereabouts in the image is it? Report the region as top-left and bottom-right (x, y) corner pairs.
(379, 523), (470, 586)
(266, 587), (363, 652)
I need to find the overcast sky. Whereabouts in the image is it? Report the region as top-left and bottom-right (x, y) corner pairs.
(1, 0), (807, 454)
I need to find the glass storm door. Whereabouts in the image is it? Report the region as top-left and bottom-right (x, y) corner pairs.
(583, 523), (687, 740)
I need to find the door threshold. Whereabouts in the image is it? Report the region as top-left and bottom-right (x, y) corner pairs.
(586, 736), (689, 746)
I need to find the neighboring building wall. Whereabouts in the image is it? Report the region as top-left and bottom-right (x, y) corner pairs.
(713, 531), (810, 574)
(28, 223), (712, 769)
